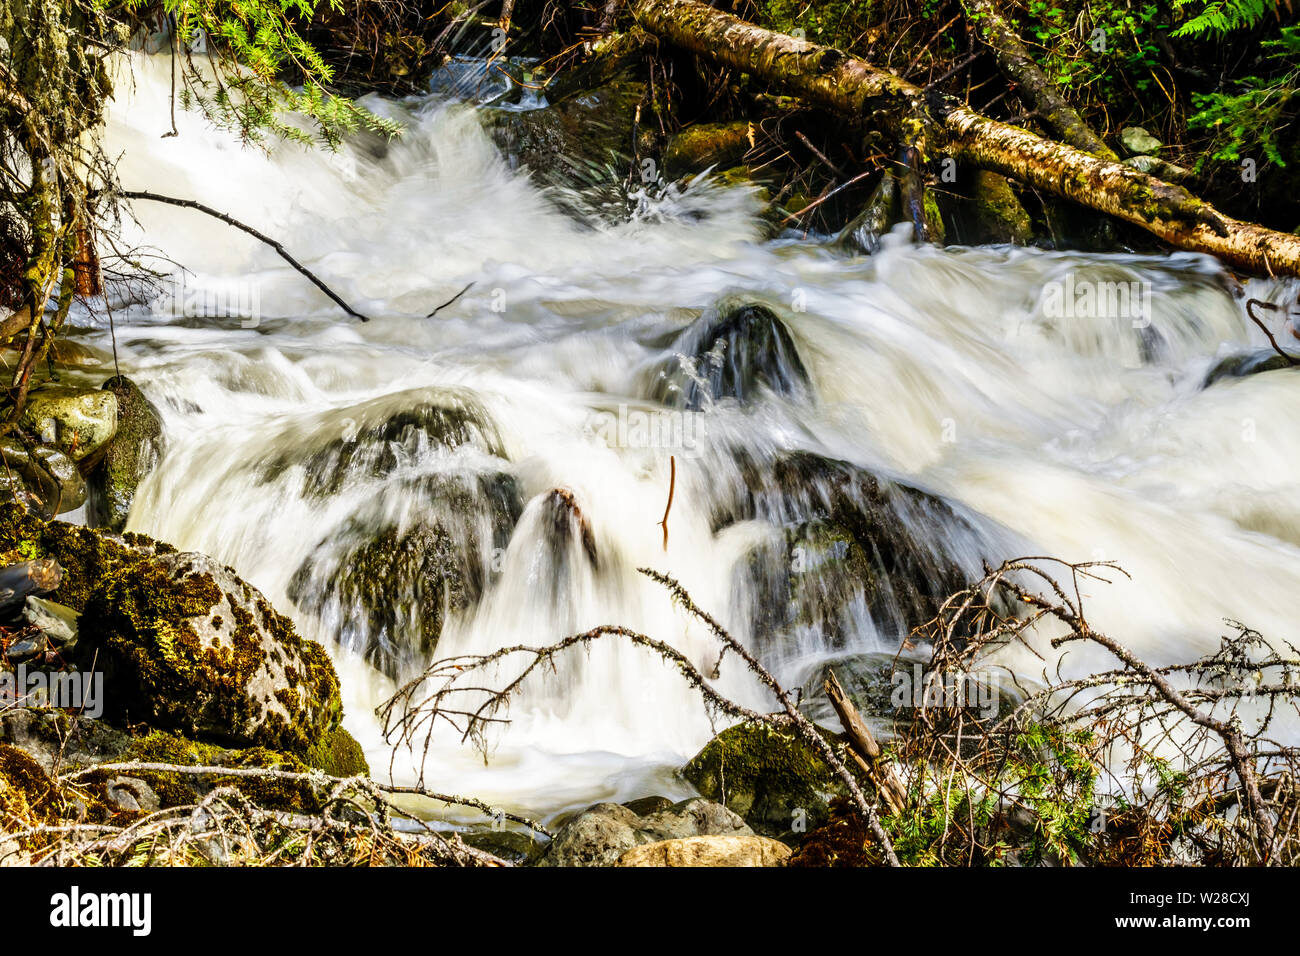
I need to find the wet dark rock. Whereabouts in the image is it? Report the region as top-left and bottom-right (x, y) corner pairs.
(462, 827), (547, 865)
(1204, 349), (1298, 387)
(716, 450), (983, 651)
(535, 797), (751, 867)
(649, 302), (812, 410)
(81, 551), (342, 753)
(622, 794), (675, 816)
(260, 389), (505, 500)
(485, 78), (645, 223)
(0, 437), (87, 518)
(289, 471), (521, 681)
(835, 172), (899, 255)
(87, 376), (166, 532)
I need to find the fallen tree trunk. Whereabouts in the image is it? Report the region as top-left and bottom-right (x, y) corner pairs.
(632, 0), (1300, 278)
(964, 0), (1118, 161)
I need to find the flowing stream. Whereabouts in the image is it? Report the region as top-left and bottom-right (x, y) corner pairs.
(72, 52), (1300, 821)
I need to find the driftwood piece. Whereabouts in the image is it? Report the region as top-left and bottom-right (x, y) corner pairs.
(825, 669), (908, 816)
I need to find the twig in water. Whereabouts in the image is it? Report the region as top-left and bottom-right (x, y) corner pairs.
(427, 281), (475, 317)
(658, 454), (675, 551)
(1246, 298), (1299, 366)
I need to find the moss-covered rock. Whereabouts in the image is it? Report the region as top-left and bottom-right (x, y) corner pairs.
(304, 726), (369, 778)
(682, 721), (859, 837)
(0, 742), (60, 826)
(0, 502), (174, 611)
(19, 384), (118, 463)
(87, 376), (165, 532)
(663, 121), (756, 179)
(80, 551), (342, 753)
(963, 170), (1033, 245)
(110, 729), (323, 812)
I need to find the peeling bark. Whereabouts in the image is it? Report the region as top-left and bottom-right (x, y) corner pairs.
(633, 0), (1300, 277)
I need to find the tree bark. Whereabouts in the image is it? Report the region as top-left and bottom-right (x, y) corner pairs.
(632, 0), (1300, 278)
(964, 0), (1118, 161)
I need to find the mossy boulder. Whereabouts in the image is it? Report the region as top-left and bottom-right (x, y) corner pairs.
(105, 729), (331, 812)
(80, 551), (342, 753)
(0, 502), (174, 611)
(682, 721), (860, 837)
(304, 726), (370, 778)
(663, 121), (756, 179)
(962, 170), (1032, 245)
(87, 376), (165, 532)
(19, 384), (118, 463)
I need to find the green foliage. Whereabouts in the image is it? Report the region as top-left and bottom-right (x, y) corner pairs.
(1171, 0), (1272, 38)
(880, 724), (1099, 866)
(1185, 25), (1298, 166)
(117, 0), (404, 148)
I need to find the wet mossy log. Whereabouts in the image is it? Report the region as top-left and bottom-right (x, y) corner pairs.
(632, 0), (1300, 277)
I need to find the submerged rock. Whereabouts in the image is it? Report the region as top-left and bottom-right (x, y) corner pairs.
(1204, 349), (1298, 387)
(535, 797), (751, 867)
(260, 389), (505, 499)
(615, 834), (792, 867)
(485, 78), (645, 223)
(289, 471), (521, 680)
(649, 302), (812, 409)
(20, 385), (118, 463)
(81, 551), (342, 753)
(717, 450), (983, 652)
(87, 376), (165, 532)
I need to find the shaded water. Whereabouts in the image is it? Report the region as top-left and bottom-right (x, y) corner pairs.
(80, 53), (1300, 819)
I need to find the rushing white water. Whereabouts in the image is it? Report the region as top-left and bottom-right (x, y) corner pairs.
(72, 53), (1300, 820)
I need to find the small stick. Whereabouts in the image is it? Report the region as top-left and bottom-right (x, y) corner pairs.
(1246, 298), (1299, 366)
(118, 190), (371, 322)
(658, 454), (675, 551)
(427, 281), (474, 317)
